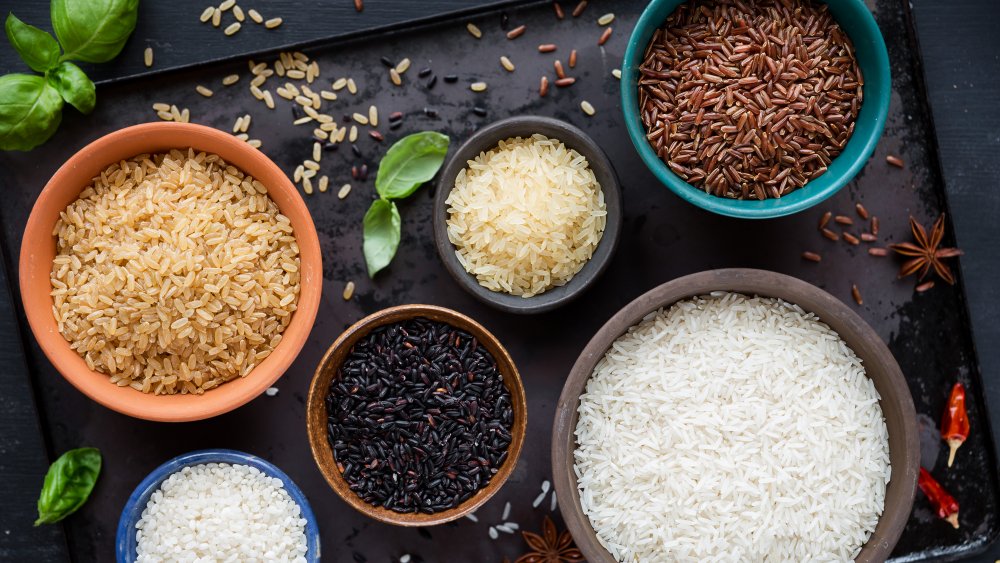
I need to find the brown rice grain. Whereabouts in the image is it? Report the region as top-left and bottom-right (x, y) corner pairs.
(265, 17), (282, 29)
(343, 281), (355, 300)
(233, 5), (244, 21)
(467, 23), (482, 38)
(223, 73), (240, 85)
(347, 78), (357, 94)
(318, 175), (329, 193)
(500, 56), (515, 72)
(247, 8), (263, 23)
(196, 85), (214, 97)
(144, 47), (153, 67)
(338, 183), (352, 199)
(506, 25), (526, 40)
(224, 22), (241, 35)
(369, 105), (379, 127)
(471, 81), (488, 92)
(572, 0), (588, 17)
(597, 13), (614, 25)
(802, 251), (822, 262)
(598, 27), (612, 45)
(199, 7), (215, 22)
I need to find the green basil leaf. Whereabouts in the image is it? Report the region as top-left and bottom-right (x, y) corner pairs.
(0, 73), (63, 151)
(48, 61), (96, 114)
(375, 131), (450, 200)
(363, 198), (402, 277)
(51, 0), (139, 63)
(5, 13), (61, 72)
(35, 447), (101, 526)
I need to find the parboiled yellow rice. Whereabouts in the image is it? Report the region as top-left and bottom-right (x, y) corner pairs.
(445, 134), (606, 298)
(50, 149), (301, 395)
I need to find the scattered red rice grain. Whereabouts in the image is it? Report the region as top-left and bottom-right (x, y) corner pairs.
(868, 247), (888, 257)
(860, 233), (877, 242)
(354, 0), (364, 12)
(819, 211), (832, 230)
(369, 130), (384, 142)
(843, 233), (860, 245)
(569, 49), (578, 68)
(802, 251), (822, 263)
(916, 281), (936, 293)
(554, 77), (576, 87)
(821, 228), (840, 241)
(598, 27), (612, 45)
(572, 0), (588, 17)
(834, 215), (853, 226)
(871, 216), (880, 235)
(856, 203), (869, 219)
(538, 44), (557, 53)
(506, 25), (526, 39)
(852, 284), (863, 305)
(554, 60), (566, 79)
(886, 155), (904, 168)
(553, 2), (565, 19)
(539, 76), (550, 97)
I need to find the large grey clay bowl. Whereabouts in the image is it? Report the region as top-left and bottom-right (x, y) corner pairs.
(552, 269), (919, 563)
(433, 116), (623, 315)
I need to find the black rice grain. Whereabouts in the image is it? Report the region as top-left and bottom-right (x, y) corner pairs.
(325, 317), (514, 514)
(443, 74), (459, 83)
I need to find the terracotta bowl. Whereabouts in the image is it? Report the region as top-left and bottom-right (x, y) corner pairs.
(552, 269), (918, 563)
(19, 122), (322, 422)
(306, 304), (527, 526)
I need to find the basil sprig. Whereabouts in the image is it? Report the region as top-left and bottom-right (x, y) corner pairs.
(363, 131), (450, 277)
(1, 0), (139, 151)
(35, 447), (102, 526)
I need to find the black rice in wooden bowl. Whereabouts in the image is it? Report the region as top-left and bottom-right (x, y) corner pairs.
(639, 0), (863, 200)
(325, 317), (514, 514)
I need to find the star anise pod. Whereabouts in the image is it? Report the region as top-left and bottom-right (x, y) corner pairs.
(515, 515), (585, 563)
(889, 214), (964, 285)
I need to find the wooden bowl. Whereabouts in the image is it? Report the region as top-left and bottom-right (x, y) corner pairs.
(306, 304), (527, 526)
(552, 269), (918, 563)
(19, 122), (322, 422)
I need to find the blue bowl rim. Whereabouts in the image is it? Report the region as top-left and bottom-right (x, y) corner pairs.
(115, 449), (320, 562)
(619, 0), (892, 219)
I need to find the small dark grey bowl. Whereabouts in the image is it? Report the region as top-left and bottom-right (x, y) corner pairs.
(433, 116), (623, 314)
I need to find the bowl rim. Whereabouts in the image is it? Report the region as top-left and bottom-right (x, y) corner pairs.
(18, 121), (322, 422)
(551, 268), (919, 563)
(114, 448), (321, 562)
(619, 0), (892, 219)
(433, 115), (623, 314)
(305, 304), (527, 526)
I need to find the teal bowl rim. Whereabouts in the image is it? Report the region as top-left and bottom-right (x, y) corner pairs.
(620, 0), (891, 219)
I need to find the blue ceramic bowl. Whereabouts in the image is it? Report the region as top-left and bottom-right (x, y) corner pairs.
(621, 0), (891, 219)
(116, 449), (320, 562)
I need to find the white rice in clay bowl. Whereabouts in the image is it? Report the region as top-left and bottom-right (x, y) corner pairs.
(553, 271), (918, 563)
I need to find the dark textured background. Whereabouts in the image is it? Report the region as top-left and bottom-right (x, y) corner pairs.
(0, 0), (998, 561)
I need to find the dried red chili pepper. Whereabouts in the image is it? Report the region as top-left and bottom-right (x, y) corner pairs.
(918, 467), (959, 529)
(941, 382), (970, 467)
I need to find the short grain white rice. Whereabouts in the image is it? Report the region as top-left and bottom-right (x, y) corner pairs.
(135, 463), (307, 561)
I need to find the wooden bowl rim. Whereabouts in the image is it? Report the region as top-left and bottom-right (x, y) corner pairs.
(306, 304), (527, 526)
(551, 268), (918, 563)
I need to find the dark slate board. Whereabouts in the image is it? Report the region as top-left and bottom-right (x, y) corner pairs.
(0, 0), (996, 561)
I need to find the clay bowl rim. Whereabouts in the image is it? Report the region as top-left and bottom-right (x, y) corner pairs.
(551, 268), (918, 563)
(18, 121), (322, 422)
(432, 115), (624, 315)
(305, 304), (528, 526)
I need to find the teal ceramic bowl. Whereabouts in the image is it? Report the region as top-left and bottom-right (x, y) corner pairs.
(621, 0), (891, 219)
